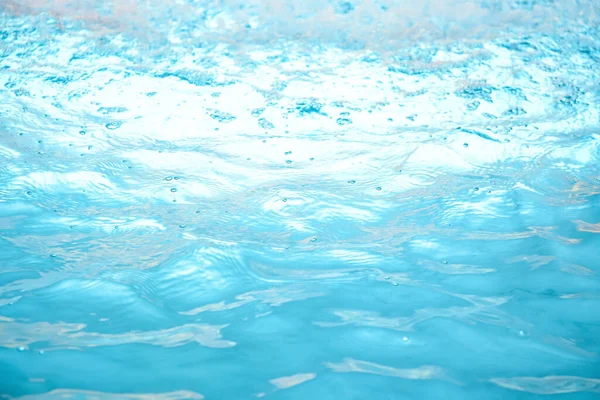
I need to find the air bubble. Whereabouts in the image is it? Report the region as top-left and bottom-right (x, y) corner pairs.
(282, 198), (288, 202)
(79, 130), (86, 135)
(285, 151), (292, 155)
(105, 121), (122, 130)
(285, 160), (292, 164)
(165, 177), (173, 181)
(348, 180), (356, 184)
(376, 187), (382, 191)
(474, 187), (480, 191)
(170, 188), (177, 192)
(26, 190), (32, 195)
(179, 224), (186, 229)
(463, 143), (469, 147)
(402, 336), (409, 342)
(310, 237), (317, 242)
(17, 346), (25, 352)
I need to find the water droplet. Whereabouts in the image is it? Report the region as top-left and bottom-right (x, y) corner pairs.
(309, 157), (314, 161)
(165, 176), (173, 181)
(282, 198), (287, 202)
(463, 143), (469, 147)
(285, 160), (292, 164)
(442, 260), (448, 264)
(195, 210), (201, 214)
(17, 346), (25, 352)
(336, 117), (352, 126)
(105, 121), (122, 130)
(466, 100), (480, 111)
(284, 151), (292, 155)
(179, 224), (186, 229)
(474, 187), (480, 191)
(393, 282), (399, 286)
(26, 190), (32, 195)
(50, 254), (56, 257)
(262, 140), (267, 143)
(79, 130), (86, 135)
(170, 188), (177, 192)
(210, 111), (236, 123)
(348, 180), (356, 184)
(387, 118), (393, 122)
(376, 187), (382, 191)
(173, 176), (180, 180)
(114, 226), (119, 230)
(246, 157), (251, 161)
(258, 118), (274, 129)
(310, 237), (317, 242)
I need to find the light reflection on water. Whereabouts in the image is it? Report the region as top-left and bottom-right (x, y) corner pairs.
(1, 0), (600, 398)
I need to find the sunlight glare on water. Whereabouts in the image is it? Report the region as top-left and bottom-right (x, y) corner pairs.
(1, 0), (600, 398)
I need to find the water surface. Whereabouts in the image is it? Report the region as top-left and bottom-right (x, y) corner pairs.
(1, 1), (600, 398)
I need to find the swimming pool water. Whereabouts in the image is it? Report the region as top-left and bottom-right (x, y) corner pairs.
(1, 0), (600, 398)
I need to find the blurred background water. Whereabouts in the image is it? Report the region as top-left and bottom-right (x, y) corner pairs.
(1, 0), (600, 398)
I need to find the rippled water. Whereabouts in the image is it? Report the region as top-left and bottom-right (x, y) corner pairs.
(1, 0), (600, 398)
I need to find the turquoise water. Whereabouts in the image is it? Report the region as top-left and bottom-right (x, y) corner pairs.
(1, 0), (600, 398)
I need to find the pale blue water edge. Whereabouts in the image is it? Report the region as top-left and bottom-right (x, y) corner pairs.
(1, 0), (600, 398)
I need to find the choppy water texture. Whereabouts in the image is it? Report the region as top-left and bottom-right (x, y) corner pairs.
(1, 0), (600, 398)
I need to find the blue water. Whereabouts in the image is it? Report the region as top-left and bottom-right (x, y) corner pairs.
(1, 0), (600, 398)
